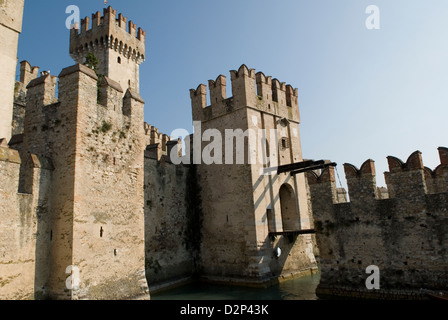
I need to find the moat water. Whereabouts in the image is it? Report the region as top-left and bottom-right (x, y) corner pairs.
(151, 271), (320, 300)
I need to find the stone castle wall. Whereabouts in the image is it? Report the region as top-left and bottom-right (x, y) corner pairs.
(0, 0), (25, 141)
(307, 148), (448, 299)
(14, 64), (149, 300)
(8, 3), (446, 301)
(0, 142), (53, 300)
(12, 61), (40, 137)
(144, 150), (196, 292)
(1, 2), (322, 298)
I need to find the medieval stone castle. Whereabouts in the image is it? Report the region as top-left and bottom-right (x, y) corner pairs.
(0, 2), (446, 300)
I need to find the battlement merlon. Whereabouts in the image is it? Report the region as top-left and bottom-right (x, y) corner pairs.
(0, 142), (54, 197)
(19, 61), (39, 85)
(98, 76), (123, 111)
(343, 160), (378, 203)
(123, 88), (145, 123)
(432, 147), (448, 180)
(208, 75), (226, 105)
(190, 84), (207, 121)
(306, 167), (339, 202)
(305, 166), (339, 222)
(190, 64), (300, 122)
(15, 61), (40, 102)
(229, 64), (257, 109)
(70, 6), (146, 65)
(26, 73), (58, 106)
(438, 147), (448, 165)
(431, 147), (448, 193)
(384, 151), (427, 200)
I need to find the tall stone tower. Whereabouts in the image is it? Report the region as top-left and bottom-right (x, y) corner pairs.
(0, 0), (25, 141)
(21, 6), (149, 300)
(190, 65), (317, 284)
(69, 6), (145, 93)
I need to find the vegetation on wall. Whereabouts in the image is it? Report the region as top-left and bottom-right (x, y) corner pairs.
(100, 121), (112, 133)
(84, 52), (99, 71)
(84, 52), (104, 103)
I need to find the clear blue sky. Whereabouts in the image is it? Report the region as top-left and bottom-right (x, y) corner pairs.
(17, 0), (448, 187)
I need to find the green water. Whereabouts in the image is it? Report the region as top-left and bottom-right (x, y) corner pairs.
(151, 272), (320, 300)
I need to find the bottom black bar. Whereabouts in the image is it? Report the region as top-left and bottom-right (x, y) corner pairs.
(0, 299), (435, 319)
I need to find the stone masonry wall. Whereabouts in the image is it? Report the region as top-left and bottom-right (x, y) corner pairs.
(0, 143), (53, 300)
(12, 61), (40, 137)
(190, 65), (317, 284)
(0, 0), (25, 141)
(144, 155), (195, 291)
(307, 148), (448, 299)
(22, 64), (149, 300)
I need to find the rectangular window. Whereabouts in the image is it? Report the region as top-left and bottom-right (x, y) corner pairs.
(281, 138), (289, 149)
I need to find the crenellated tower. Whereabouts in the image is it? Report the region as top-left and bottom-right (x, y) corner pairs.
(13, 6), (150, 300)
(189, 65), (317, 284)
(69, 6), (146, 93)
(20, 63), (149, 300)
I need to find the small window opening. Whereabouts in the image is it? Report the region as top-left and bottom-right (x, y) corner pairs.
(114, 249), (117, 256)
(117, 57), (121, 64)
(281, 138), (289, 149)
(272, 90), (278, 102)
(100, 226), (104, 238)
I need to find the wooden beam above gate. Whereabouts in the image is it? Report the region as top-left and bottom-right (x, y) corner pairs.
(276, 160), (337, 176)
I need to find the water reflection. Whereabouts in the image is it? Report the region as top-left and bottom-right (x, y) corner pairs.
(151, 271), (320, 301)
